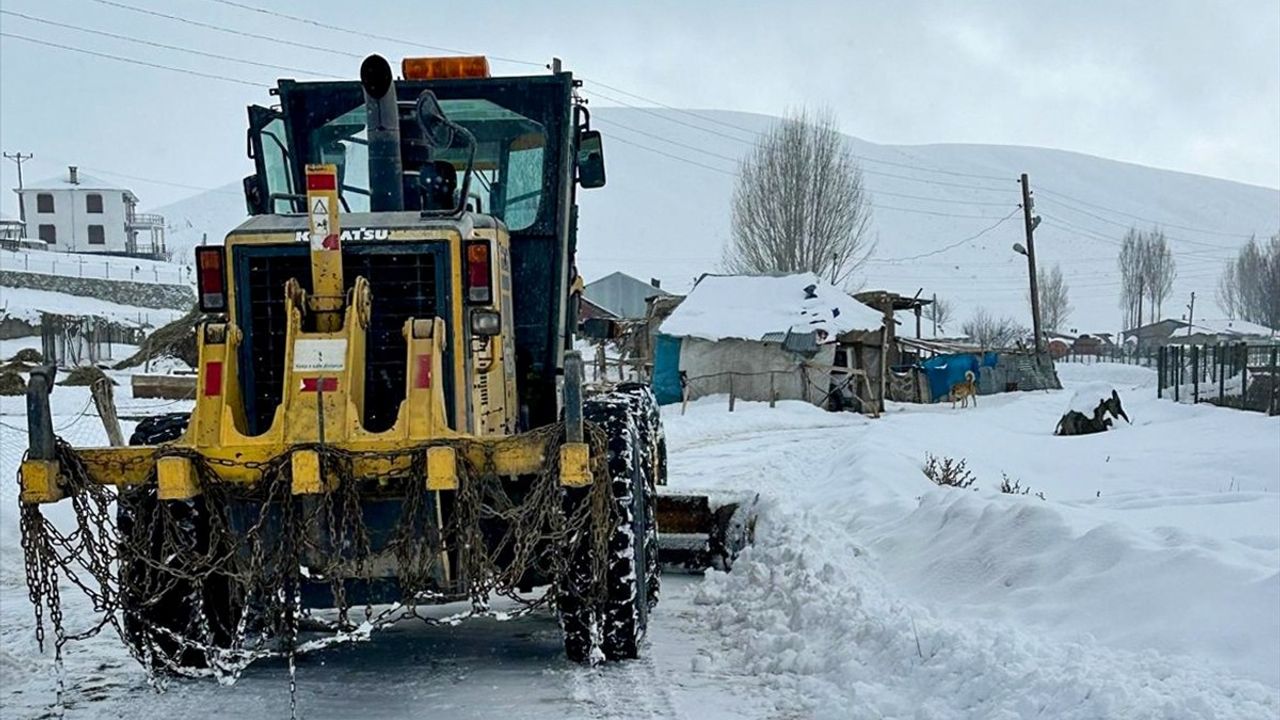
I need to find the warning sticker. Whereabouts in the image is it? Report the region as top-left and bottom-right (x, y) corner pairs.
(293, 338), (348, 372)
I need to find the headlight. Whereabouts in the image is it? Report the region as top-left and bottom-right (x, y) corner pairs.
(471, 309), (501, 336)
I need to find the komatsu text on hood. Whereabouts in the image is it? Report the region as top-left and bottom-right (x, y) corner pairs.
(295, 228), (391, 243)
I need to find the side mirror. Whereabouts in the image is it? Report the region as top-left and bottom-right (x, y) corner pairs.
(415, 90), (455, 149)
(577, 130), (606, 189)
(243, 175), (267, 216)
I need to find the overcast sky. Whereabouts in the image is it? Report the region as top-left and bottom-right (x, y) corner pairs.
(1, 0), (1278, 215)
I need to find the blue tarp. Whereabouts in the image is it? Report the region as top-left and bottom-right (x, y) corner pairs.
(652, 334), (683, 405)
(921, 352), (997, 402)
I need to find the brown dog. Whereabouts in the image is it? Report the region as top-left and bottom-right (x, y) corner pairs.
(950, 370), (977, 409)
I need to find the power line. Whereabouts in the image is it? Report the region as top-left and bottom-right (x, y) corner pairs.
(201, 0), (542, 68)
(1037, 195), (1251, 251)
(0, 9), (339, 78)
(88, 0), (362, 59)
(0, 32), (268, 87)
(1037, 185), (1268, 239)
(867, 208), (1020, 263)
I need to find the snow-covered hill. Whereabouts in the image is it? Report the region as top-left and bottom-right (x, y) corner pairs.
(147, 108), (1280, 333)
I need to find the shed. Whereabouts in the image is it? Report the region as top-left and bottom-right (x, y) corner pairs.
(583, 271), (670, 319)
(655, 273), (885, 411)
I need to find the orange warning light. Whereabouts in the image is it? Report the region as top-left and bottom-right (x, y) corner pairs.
(402, 56), (491, 80)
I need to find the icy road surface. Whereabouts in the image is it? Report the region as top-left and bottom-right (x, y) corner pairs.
(1, 361), (1277, 718)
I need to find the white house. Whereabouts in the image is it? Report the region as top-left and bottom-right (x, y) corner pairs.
(14, 166), (166, 258)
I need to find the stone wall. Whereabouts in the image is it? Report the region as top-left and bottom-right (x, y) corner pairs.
(0, 270), (194, 311)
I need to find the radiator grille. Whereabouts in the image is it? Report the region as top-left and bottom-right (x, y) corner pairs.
(238, 245), (441, 434)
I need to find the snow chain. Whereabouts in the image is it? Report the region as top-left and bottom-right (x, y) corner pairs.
(19, 424), (614, 715)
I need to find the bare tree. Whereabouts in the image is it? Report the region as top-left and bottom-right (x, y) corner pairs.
(1029, 264), (1071, 332)
(1143, 229), (1176, 324)
(928, 297), (953, 334)
(1217, 233), (1280, 330)
(725, 107), (875, 285)
(1117, 226), (1177, 329)
(961, 307), (1026, 349)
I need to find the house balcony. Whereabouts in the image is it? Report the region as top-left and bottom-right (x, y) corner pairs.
(126, 213), (165, 229)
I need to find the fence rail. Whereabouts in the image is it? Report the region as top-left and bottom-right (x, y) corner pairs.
(1157, 343), (1278, 415)
(0, 249), (191, 285)
(1059, 348), (1159, 367)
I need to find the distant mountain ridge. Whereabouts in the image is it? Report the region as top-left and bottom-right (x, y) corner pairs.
(151, 108), (1280, 333)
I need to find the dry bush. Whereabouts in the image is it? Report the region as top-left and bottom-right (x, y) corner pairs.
(922, 454), (976, 490)
(1000, 473), (1045, 500)
(0, 370), (26, 396)
(61, 366), (116, 387)
(10, 348), (43, 364)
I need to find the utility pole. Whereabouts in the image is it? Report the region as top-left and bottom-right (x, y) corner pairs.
(1186, 291), (1196, 336)
(3, 152), (34, 223)
(1019, 173), (1044, 355)
(932, 292), (938, 337)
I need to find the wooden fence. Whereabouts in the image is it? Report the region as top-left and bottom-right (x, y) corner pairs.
(1157, 343), (1279, 415)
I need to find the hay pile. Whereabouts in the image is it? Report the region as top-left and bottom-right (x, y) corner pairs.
(0, 370), (25, 396)
(60, 366), (116, 387)
(114, 305), (202, 371)
(10, 348), (43, 364)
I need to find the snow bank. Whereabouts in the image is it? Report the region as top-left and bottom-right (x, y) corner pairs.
(693, 509), (1279, 719)
(660, 273), (884, 342)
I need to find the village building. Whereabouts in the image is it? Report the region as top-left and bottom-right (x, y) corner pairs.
(1124, 317), (1277, 348)
(583, 271), (670, 319)
(14, 166), (167, 259)
(652, 273), (886, 412)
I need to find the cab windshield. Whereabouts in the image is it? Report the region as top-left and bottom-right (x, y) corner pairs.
(305, 98), (546, 230)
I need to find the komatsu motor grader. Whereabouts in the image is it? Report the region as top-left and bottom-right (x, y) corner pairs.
(18, 54), (748, 673)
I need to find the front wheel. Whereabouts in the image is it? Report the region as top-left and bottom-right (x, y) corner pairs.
(558, 394), (656, 662)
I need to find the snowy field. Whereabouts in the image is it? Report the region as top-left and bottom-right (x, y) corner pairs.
(0, 362), (1276, 718)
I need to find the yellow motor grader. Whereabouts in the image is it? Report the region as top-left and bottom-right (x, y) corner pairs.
(18, 54), (748, 674)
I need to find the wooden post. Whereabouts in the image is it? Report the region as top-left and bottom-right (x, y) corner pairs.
(1174, 346), (1180, 402)
(1241, 344), (1249, 407)
(1218, 343), (1226, 403)
(769, 371), (776, 408)
(1269, 347), (1278, 416)
(680, 381), (689, 416)
(1192, 345), (1199, 403)
(1157, 346), (1164, 398)
(728, 374), (736, 412)
(90, 377), (125, 447)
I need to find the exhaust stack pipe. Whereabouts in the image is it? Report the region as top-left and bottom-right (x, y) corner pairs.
(360, 54), (404, 212)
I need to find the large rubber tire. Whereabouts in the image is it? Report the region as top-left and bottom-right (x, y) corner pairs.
(559, 393), (656, 662)
(119, 413), (240, 672)
(611, 384), (664, 610)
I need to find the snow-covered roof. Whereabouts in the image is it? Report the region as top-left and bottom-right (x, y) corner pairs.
(22, 171), (136, 198)
(659, 272), (885, 342)
(1188, 318), (1276, 337)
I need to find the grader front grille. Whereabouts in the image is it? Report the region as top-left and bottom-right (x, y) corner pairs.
(235, 243), (447, 434)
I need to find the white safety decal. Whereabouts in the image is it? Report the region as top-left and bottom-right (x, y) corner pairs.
(293, 338), (348, 371)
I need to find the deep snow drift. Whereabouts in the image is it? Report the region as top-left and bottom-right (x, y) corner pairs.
(0, 361), (1276, 718)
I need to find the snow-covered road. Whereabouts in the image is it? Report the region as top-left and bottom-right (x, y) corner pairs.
(1, 362), (1277, 718)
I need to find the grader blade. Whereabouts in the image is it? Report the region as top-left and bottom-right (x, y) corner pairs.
(656, 493), (757, 571)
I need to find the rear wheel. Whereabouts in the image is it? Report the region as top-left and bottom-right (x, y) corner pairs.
(558, 392), (658, 662)
(119, 413), (241, 672)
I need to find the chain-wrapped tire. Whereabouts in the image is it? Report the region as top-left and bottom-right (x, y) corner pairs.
(609, 384), (664, 610)
(558, 392), (655, 662)
(119, 413), (240, 672)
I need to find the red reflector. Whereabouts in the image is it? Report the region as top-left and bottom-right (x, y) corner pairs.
(466, 241), (491, 303)
(415, 353), (432, 389)
(195, 246), (226, 312)
(204, 361), (223, 397)
(306, 173), (337, 191)
(301, 377), (339, 392)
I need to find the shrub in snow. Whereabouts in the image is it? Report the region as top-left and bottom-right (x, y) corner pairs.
(999, 473), (1045, 500)
(922, 454), (976, 490)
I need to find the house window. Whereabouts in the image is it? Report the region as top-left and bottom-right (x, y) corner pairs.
(88, 225), (106, 245)
(86, 194), (104, 213)
(36, 193), (54, 213)
(38, 224), (56, 243)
